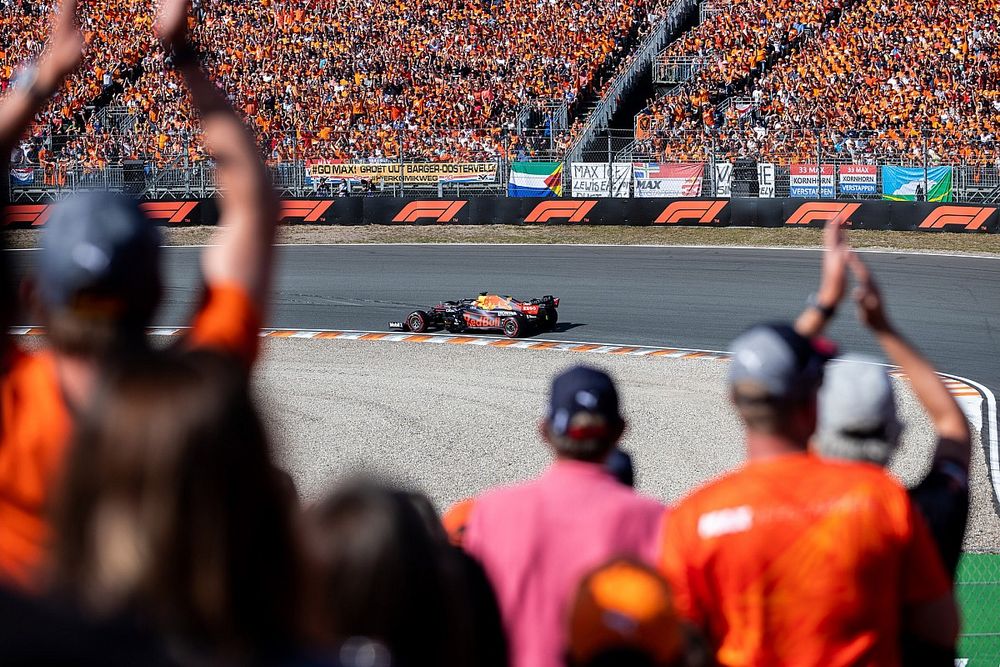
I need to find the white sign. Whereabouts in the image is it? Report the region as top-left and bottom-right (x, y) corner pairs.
(758, 163), (775, 198)
(714, 162), (733, 197)
(571, 162), (631, 198)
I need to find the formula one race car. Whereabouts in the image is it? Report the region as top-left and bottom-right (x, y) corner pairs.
(389, 293), (560, 338)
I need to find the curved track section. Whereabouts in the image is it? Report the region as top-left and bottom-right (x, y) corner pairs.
(9, 244), (1000, 389)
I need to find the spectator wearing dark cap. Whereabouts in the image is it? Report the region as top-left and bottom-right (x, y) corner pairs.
(658, 225), (959, 665)
(450, 365), (666, 667)
(0, 0), (279, 589)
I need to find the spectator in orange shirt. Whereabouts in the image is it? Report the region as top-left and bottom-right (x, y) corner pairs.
(658, 222), (959, 666)
(0, 0), (279, 589)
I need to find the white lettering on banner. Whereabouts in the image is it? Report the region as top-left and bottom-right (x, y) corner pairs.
(714, 162), (733, 197)
(837, 164), (877, 194)
(571, 163), (612, 197)
(758, 163), (775, 198)
(790, 164), (835, 197)
(611, 163), (631, 198)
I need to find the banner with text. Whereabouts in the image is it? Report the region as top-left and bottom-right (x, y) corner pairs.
(633, 163), (704, 198)
(306, 162), (498, 184)
(714, 162), (733, 197)
(838, 165), (877, 195)
(758, 163), (776, 198)
(571, 162), (631, 198)
(790, 164), (835, 197)
(881, 166), (953, 202)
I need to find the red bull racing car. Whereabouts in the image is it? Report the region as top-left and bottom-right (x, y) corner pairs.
(389, 293), (559, 338)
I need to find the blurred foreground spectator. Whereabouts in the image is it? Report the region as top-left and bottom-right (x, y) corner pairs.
(0, 0), (278, 588)
(567, 558), (693, 667)
(451, 366), (666, 667)
(659, 223), (960, 665)
(307, 480), (507, 667)
(51, 350), (304, 664)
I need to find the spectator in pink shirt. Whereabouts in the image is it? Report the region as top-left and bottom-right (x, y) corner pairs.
(457, 365), (667, 667)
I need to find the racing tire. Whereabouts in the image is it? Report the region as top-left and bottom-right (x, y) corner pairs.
(407, 310), (430, 333)
(540, 308), (558, 331)
(502, 316), (524, 338)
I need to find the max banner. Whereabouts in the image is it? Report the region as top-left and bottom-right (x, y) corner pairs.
(3, 198), (997, 232)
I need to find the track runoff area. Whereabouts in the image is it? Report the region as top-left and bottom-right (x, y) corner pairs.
(8, 241), (1000, 659)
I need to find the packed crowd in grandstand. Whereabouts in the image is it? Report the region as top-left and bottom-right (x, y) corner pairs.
(1, 0), (664, 169)
(639, 0), (1000, 166)
(0, 0), (977, 665)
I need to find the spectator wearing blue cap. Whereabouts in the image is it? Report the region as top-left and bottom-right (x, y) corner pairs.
(450, 365), (666, 667)
(0, 0), (279, 588)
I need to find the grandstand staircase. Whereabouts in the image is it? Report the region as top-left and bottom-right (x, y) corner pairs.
(566, 0), (699, 164)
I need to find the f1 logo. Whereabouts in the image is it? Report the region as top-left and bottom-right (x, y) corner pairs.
(785, 202), (860, 226)
(139, 201), (199, 224)
(279, 200), (334, 223)
(392, 201), (467, 223)
(524, 200), (597, 223)
(653, 200), (727, 224)
(919, 206), (996, 231)
(2, 204), (50, 227)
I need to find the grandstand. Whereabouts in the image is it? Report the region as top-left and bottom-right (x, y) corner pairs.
(3, 0), (1000, 201)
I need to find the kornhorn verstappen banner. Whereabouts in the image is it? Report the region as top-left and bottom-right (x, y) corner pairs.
(633, 163), (704, 198)
(306, 162), (498, 184)
(790, 164), (835, 197)
(508, 162), (563, 197)
(838, 164), (877, 195)
(881, 166), (953, 202)
(570, 162), (631, 198)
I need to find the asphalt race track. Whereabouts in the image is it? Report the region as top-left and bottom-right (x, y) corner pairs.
(9, 244), (1000, 392)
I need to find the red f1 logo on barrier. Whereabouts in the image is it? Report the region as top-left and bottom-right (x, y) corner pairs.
(524, 200), (597, 223)
(919, 206), (996, 231)
(280, 200), (334, 223)
(392, 201), (467, 223)
(3, 204), (50, 227)
(785, 202), (860, 226)
(653, 200), (727, 224)
(139, 201), (199, 224)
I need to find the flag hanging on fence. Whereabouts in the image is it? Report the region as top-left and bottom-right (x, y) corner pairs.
(881, 166), (953, 202)
(9, 168), (33, 185)
(633, 163), (704, 197)
(508, 162), (563, 197)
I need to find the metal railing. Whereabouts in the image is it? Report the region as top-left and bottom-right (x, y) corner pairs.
(566, 0), (699, 165)
(653, 55), (710, 85)
(10, 127), (1000, 203)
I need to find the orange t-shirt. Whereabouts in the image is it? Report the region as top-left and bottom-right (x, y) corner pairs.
(659, 454), (951, 667)
(0, 282), (260, 588)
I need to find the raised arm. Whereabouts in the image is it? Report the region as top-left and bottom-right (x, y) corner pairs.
(0, 0), (83, 186)
(794, 217), (849, 338)
(155, 0), (279, 307)
(848, 254), (971, 468)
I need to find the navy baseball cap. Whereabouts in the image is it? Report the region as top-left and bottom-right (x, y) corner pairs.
(39, 192), (161, 315)
(547, 366), (622, 438)
(728, 323), (835, 402)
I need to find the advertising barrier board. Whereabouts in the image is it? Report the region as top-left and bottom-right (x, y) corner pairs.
(5, 198), (996, 232)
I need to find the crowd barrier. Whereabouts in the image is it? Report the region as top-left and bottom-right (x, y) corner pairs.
(4, 198), (998, 232)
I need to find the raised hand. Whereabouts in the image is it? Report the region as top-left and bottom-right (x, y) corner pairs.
(155, 0), (192, 51)
(816, 215), (850, 309)
(847, 253), (891, 332)
(37, 0), (84, 95)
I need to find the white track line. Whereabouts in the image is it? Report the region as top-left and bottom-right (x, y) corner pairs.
(5, 243), (1000, 260)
